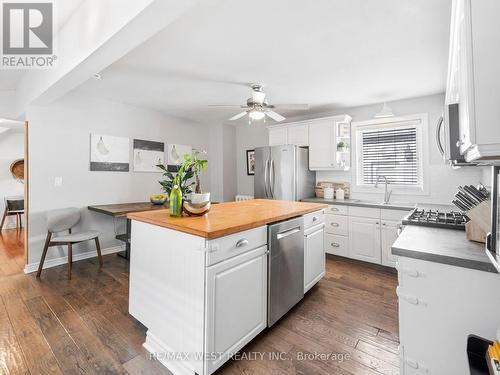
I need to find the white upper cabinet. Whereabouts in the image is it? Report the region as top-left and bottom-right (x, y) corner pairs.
(268, 127), (288, 146)
(308, 115), (352, 171)
(268, 123), (308, 146)
(287, 124), (309, 147)
(446, 0), (500, 162)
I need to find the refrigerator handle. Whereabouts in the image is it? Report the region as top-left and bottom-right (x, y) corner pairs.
(264, 160), (270, 198)
(270, 159), (276, 198)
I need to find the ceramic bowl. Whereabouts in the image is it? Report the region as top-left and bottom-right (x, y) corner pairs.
(190, 192), (211, 204)
(150, 196), (167, 205)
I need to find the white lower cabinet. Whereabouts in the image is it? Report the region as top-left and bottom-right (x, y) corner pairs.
(381, 220), (400, 268)
(326, 233), (349, 257)
(304, 224), (325, 293)
(348, 216), (381, 264)
(205, 246), (268, 374)
(397, 256), (500, 374)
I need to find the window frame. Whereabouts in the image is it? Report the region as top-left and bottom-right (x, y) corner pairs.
(351, 113), (429, 196)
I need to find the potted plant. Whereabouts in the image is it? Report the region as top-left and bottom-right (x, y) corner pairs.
(337, 141), (348, 152)
(157, 150), (209, 215)
(188, 150), (209, 204)
(157, 157), (194, 216)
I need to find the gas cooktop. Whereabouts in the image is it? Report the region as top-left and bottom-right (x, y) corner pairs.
(402, 208), (470, 230)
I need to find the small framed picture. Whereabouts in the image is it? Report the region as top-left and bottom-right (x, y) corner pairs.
(246, 150), (255, 176)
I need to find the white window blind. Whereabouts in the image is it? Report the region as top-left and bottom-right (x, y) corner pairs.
(359, 125), (420, 186)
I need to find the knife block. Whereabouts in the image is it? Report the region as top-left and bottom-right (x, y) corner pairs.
(465, 200), (491, 243)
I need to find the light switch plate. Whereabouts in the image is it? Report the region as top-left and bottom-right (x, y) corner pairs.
(54, 177), (63, 187)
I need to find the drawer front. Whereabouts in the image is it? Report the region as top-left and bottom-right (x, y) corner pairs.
(326, 204), (348, 216)
(206, 226), (267, 266)
(325, 215), (348, 236)
(381, 208), (413, 221)
(304, 210), (325, 230)
(349, 206), (380, 219)
(326, 234), (349, 256)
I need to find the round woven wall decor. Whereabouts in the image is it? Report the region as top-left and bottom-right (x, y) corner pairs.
(10, 159), (24, 182)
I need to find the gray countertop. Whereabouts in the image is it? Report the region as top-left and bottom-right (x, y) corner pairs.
(392, 226), (497, 273)
(301, 197), (415, 211)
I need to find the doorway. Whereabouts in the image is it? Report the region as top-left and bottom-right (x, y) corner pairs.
(0, 120), (28, 276)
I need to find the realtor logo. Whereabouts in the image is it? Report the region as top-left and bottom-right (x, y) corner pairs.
(2, 2), (56, 68)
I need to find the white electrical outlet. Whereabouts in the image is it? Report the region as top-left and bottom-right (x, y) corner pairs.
(54, 177), (63, 187)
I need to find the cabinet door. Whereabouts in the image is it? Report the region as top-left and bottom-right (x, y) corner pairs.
(268, 127), (287, 146)
(348, 216), (381, 264)
(308, 120), (336, 169)
(205, 246), (268, 374)
(287, 124), (309, 147)
(304, 226), (325, 293)
(381, 221), (400, 268)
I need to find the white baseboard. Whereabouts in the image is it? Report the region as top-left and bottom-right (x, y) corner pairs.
(24, 244), (125, 274)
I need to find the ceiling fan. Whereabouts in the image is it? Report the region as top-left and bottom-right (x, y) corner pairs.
(209, 84), (309, 123)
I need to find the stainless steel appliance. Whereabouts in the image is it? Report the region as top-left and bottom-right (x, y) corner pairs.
(436, 103), (477, 166)
(403, 208), (469, 230)
(254, 145), (315, 201)
(267, 216), (304, 327)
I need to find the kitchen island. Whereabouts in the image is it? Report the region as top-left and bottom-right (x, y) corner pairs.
(127, 199), (326, 375)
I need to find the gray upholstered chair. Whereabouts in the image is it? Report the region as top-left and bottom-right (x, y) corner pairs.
(37, 208), (102, 279)
(0, 196), (24, 231)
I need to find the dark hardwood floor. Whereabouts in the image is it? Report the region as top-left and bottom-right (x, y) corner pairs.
(0, 241), (399, 375)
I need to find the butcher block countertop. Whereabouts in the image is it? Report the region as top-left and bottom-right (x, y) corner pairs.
(127, 199), (327, 239)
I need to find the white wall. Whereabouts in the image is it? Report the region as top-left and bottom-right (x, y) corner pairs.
(26, 92), (211, 266)
(208, 123), (237, 202)
(235, 93), (486, 204)
(0, 130), (24, 229)
(235, 123), (268, 196)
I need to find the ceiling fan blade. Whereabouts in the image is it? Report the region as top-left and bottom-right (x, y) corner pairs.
(265, 110), (286, 122)
(272, 104), (310, 110)
(229, 111), (248, 121)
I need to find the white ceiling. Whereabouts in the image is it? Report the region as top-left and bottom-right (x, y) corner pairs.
(75, 0), (452, 125)
(0, 0), (86, 91)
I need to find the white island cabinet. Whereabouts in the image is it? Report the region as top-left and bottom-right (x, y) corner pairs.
(129, 222), (267, 375)
(127, 200), (327, 375)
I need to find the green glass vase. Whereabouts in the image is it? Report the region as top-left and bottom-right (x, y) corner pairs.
(169, 185), (183, 217)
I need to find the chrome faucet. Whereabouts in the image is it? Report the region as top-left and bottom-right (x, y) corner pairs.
(375, 176), (392, 204)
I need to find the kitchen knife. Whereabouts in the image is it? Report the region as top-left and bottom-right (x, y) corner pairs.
(463, 185), (485, 203)
(474, 184), (490, 200)
(452, 199), (468, 212)
(456, 191), (476, 208)
(459, 186), (482, 205)
(455, 192), (474, 210)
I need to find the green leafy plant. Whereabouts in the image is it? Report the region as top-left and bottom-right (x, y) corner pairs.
(157, 150), (208, 197)
(157, 156), (194, 198)
(337, 141), (348, 151)
(189, 150), (208, 193)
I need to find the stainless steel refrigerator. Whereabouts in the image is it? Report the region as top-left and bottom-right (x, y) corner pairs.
(254, 145), (315, 201)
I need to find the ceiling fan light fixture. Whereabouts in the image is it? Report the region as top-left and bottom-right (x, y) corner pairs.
(374, 102), (395, 118)
(249, 110), (265, 121)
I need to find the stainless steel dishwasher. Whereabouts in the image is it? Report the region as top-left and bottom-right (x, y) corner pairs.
(267, 216), (304, 327)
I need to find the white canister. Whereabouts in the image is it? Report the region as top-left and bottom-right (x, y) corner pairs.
(324, 187), (334, 200)
(335, 188), (345, 200)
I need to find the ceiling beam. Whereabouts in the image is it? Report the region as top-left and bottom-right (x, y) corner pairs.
(14, 0), (203, 116)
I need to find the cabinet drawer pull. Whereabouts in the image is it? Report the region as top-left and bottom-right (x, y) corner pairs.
(396, 287), (426, 306)
(396, 265), (420, 278)
(235, 239), (249, 248)
(330, 207), (339, 212)
(330, 222), (340, 227)
(331, 243), (340, 248)
(312, 216), (319, 222)
(404, 358), (428, 372)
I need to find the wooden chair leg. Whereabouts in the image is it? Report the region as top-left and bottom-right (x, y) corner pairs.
(68, 243), (73, 280)
(36, 232), (52, 278)
(95, 237), (103, 268)
(0, 208), (7, 231)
